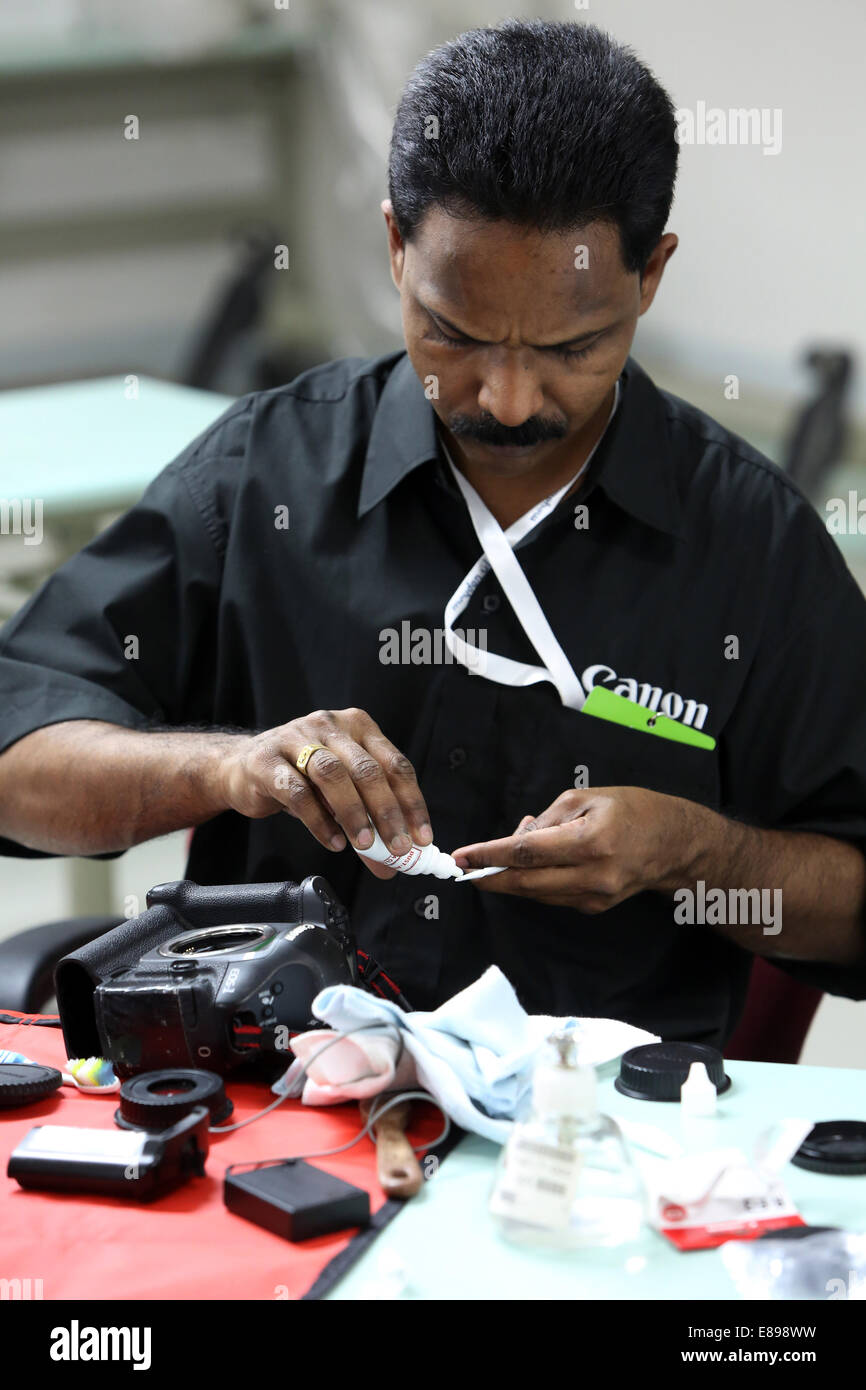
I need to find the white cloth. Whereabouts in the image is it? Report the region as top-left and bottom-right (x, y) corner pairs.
(283, 965), (657, 1143)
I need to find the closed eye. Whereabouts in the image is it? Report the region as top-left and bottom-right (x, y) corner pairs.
(550, 339), (599, 362)
(426, 319), (602, 362)
(427, 323), (469, 349)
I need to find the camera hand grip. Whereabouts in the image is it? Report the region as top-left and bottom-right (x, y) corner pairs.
(145, 879), (304, 926)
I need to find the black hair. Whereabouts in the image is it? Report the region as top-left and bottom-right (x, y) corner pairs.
(388, 20), (678, 275)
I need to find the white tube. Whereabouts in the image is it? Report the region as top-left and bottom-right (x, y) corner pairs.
(354, 825), (463, 879)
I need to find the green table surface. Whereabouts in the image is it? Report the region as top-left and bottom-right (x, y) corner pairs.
(0, 376), (235, 514)
(327, 1061), (866, 1300)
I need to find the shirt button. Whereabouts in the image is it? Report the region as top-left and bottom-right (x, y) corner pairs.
(414, 897), (428, 918)
(448, 746), (467, 769)
(482, 594), (500, 613)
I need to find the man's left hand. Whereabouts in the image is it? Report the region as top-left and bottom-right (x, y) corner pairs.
(451, 786), (704, 912)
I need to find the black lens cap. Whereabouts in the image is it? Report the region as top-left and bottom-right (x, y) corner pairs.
(615, 1042), (731, 1102)
(115, 1069), (233, 1131)
(791, 1121), (866, 1175)
(0, 1062), (63, 1107)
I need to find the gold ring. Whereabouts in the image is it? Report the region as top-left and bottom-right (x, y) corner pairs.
(295, 742), (327, 775)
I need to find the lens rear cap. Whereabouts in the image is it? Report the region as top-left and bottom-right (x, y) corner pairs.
(791, 1120), (866, 1175)
(615, 1042), (731, 1102)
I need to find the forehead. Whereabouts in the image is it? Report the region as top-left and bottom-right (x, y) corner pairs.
(405, 209), (630, 329)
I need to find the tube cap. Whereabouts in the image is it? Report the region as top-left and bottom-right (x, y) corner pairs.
(791, 1121), (866, 1175)
(615, 1042), (731, 1102)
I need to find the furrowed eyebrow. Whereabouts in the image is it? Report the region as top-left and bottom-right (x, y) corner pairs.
(422, 304), (485, 345)
(420, 299), (609, 351)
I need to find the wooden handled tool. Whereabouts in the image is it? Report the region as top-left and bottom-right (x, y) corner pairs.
(360, 1096), (424, 1199)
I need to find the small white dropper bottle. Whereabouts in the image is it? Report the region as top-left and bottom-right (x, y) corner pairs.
(354, 825), (463, 880)
(680, 1062), (718, 1117)
(679, 1061), (720, 1154)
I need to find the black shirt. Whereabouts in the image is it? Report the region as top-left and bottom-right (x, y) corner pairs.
(2, 351), (866, 1045)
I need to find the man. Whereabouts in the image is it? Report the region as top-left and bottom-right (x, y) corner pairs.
(1, 21), (864, 1046)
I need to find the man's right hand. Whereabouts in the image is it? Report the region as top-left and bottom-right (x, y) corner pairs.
(216, 707), (433, 878)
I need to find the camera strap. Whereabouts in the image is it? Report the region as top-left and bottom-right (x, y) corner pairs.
(356, 949), (412, 1012)
(440, 379), (620, 711)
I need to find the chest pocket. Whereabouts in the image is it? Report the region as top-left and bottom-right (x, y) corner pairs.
(504, 697), (721, 828)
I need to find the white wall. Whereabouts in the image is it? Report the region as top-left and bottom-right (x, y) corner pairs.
(585, 0), (866, 414)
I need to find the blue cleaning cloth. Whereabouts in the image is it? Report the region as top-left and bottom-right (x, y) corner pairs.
(285, 966), (657, 1143)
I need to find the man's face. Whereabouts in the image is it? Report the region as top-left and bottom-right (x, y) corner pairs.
(384, 204), (676, 476)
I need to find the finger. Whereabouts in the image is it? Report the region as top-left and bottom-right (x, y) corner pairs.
(363, 728), (432, 845)
(267, 760), (395, 874)
(269, 762), (347, 851)
(469, 866), (596, 899)
(284, 732), (380, 850)
(453, 823), (590, 871)
(453, 813), (536, 866)
(453, 811), (536, 861)
(324, 729), (415, 854)
(310, 734), (398, 878)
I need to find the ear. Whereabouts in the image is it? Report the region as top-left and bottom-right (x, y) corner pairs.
(638, 233), (678, 316)
(382, 199), (406, 291)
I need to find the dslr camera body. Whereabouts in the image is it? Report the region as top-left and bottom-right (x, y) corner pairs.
(91, 876), (358, 1079)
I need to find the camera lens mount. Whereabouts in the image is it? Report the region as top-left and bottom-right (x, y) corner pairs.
(158, 924), (274, 959)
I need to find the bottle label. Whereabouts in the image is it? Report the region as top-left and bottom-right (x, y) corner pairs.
(383, 845), (422, 872)
(489, 1135), (583, 1231)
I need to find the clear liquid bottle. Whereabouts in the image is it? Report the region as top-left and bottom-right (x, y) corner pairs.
(490, 1029), (645, 1249)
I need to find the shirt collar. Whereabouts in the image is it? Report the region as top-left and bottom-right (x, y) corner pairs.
(358, 353), (440, 518)
(358, 351), (683, 537)
(588, 356), (683, 538)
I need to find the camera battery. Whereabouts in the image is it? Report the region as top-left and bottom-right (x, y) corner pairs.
(224, 1160), (369, 1241)
(8, 1106), (209, 1199)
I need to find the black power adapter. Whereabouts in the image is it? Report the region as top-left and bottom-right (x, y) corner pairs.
(224, 1160), (370, 1241)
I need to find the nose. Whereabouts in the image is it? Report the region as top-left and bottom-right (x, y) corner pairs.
(477, 355), (545, 427)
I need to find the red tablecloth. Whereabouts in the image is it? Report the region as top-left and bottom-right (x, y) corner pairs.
(0, 1013), (444, 1300)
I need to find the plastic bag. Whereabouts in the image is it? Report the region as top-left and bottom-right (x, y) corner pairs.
(720, 1230), (866, 1300)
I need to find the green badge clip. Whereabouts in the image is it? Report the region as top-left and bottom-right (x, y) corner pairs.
(581, 685), (716, 750)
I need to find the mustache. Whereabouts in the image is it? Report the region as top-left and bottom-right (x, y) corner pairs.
(447, 411), (568, 448)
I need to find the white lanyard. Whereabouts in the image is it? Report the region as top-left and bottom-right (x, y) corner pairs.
(442, 381), (620, 711)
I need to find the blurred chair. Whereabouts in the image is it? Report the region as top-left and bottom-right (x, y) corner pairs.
(182, 226), (279, 392)
(782, 348), (854, 502)
(0, 916), (120, 1015)
(181, 224), (317, 394)
(724, 956), (823, 1064)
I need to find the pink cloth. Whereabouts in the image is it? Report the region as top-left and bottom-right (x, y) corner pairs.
(289, 1029), (416, 1105)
